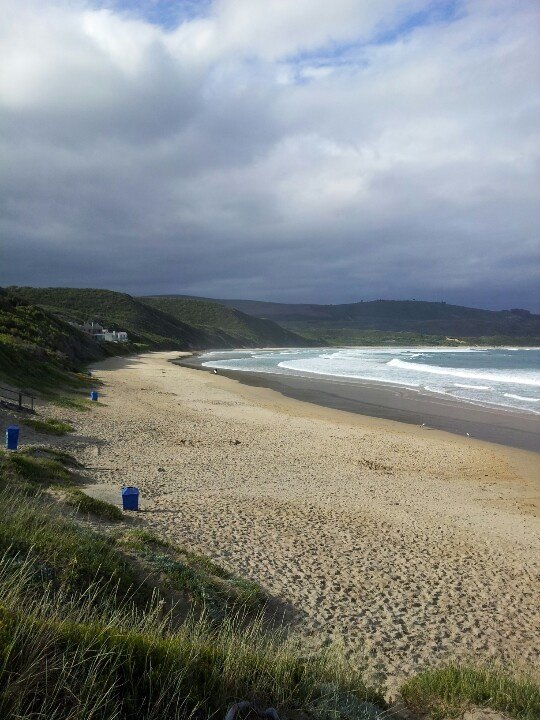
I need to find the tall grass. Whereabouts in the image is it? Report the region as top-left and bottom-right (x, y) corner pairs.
(0, 456), (384, 718)
(400, 663), (540, 720)
(24, 416), (74, 435)
(0, 486), (140, 597)
(65, 487), (125, 521)
(0, 553), (383, 719)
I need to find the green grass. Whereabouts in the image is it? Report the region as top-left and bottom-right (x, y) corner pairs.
(400, 663), (540, 720)
(51, 395), (93, 411)
(4, 453), (72, 485)
(116, 529), (265, 618)
(0, 445), (385, 719)
(23, 416), (74, 435)
(0, 558), (383, 720)
(0, 490), (139, 598)
(65, 488), (124, 522)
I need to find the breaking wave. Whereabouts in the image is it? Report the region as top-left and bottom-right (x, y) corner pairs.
(201, 346), (540, 414)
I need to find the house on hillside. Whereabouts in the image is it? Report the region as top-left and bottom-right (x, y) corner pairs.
(80, 321), (104, 336)
(96, 330), (128, 343)
(74, 321), (128, 343)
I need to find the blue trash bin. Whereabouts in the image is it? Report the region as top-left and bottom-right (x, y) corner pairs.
(121, 486), (139, 511)
(6, 425), (20, 451)
(90, 390), (98, 401)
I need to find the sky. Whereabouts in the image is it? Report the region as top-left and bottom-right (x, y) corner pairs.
(1, 0), (539, 310)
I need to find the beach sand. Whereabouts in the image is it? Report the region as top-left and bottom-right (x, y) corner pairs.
(32, 352), (540, 688)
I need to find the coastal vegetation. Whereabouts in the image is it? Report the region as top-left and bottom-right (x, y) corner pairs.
(23, 415), (74, 435)
(401, 664), (540, 720)
(0, 288), (105, 391)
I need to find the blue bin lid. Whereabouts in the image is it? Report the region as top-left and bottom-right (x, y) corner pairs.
(6, 425), (19, 431)
(122, 486), (139, 495)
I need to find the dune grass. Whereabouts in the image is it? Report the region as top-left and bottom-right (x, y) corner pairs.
(0, 488), (140, 597)
(0, 446), (82, 488)
(65, 487), (124, 521)
(3, 452), (72, 485)
(0, 450), (385, 719)
(115, 529), (266, 619)
(0, 552), (383, 720)
(400, 663), (540, 720)
(1, 444), (537, 718)
(51, 394), (93, 411)
(23, 416), (74, 435)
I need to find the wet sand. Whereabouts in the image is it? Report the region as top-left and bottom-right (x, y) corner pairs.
(177, 355), (540, 453)
(25, 352), (540, 690)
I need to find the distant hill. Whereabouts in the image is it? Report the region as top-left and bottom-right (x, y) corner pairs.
(196, 297), (540, 344)
(140, 295), (311, 348)
(7, 287), (311, 351)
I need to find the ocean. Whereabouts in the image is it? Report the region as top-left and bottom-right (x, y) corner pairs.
(201, 346), (540, 414)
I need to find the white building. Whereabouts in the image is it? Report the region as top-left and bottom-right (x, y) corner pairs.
(75, 321), (128, 343)
(95, 330), (129, 343)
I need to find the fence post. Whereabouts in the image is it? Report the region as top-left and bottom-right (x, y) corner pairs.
(18, 393), (22, 410)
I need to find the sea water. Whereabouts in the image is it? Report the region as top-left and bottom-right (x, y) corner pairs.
(201, 347), (540, 414)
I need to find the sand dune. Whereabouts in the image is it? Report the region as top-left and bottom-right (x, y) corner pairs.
(43, 352), (539, 688)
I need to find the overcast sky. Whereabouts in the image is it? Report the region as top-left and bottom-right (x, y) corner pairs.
(1, 0), (539, 310)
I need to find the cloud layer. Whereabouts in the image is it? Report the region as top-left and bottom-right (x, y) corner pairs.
(1, 0), (539, 309)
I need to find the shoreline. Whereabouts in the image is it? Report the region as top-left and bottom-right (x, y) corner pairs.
(175, 354), (540, 454)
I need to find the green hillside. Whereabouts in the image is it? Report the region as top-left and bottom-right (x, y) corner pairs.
(8, 286), (213, 349)
(8, 287), (312, 350)
(141, 295), (311, 347)
(207, 298), (540, 344)
(0, 288), (113, 390)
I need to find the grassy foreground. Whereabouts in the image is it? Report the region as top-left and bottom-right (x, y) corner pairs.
(0, 448), (384, 719)
(401, 664), (540, 720)
(0, 444), (538, 718)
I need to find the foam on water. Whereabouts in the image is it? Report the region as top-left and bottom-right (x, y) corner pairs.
(386, 358), (540, 387)
(201, 346), (540, 414)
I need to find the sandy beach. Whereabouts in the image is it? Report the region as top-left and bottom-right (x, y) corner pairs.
(36, 351), (539, 689)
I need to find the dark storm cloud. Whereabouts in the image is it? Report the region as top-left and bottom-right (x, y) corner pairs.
(1, 0), (539, 310)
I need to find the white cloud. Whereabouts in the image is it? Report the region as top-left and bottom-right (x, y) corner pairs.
(0, 0), (539, 308)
